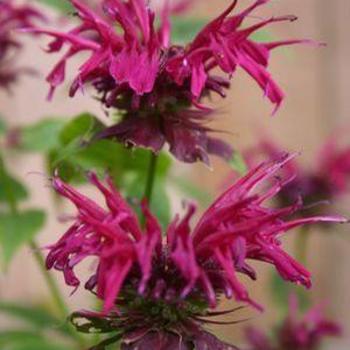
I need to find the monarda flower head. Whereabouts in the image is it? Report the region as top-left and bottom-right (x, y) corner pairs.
(243, 133), (350, 217)
(46, 154), (346, 349)
(245, 295), (341, 350)
(28, 0), (311, 165)
(0, 0), (44, 90)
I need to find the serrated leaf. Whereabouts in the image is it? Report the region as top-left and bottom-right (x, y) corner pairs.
(0, 210), (46, 268)
(0, 303), (71, 335)
(20, 119), (65, 152)
(34, 0), (74, 15)
(60, 113), (104, 146)
(228, 152), (247, 176)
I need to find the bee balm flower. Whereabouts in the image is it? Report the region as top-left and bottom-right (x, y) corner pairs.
(28, 0), (310, 164)
(48, 154), (346, 308)
(245, 295), (341, 350)
(243, 133), (350, 218)
(0, 0), (43, 90)
(47, 155), (346, 349)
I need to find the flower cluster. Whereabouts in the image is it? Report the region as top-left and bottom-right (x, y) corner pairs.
(245, 295), (341, 350)
(29, 0), (309, 164)
(243, 134), (350, 217)
(0, 0), (43, 90)
(47, 154), (346, 349)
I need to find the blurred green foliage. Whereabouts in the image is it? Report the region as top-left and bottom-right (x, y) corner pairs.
(0, 302), (76, 350)
(0, 155), (45, 269)
(34, 0), (73, 14)
(229, 151), (248, 176)
(0, 210), (46, 268)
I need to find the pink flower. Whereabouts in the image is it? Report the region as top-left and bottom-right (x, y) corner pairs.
(0, 0), (44, 90)
(47, 154), (346, 315)
(245, 295), (341, 350)
(243, 133), (350, 216)
(28, 0), (310, 164)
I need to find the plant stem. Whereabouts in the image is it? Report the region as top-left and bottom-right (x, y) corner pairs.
(29, 241), (69, 316)
(29, 242), (86, 348)
(143, 152), (158, 204)
(0, 153), (85, 348)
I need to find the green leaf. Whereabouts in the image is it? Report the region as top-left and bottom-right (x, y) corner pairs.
(51, 134), (172, 185)
(228, 152), (247, 176)
(0, 156), (28, 204)
(73, 140), (125, 173)
(9, 341), (69, 350)
(171, 177), (211, 206)
(123, 174), (171, 230)
(0, 210), (46, 268)
(0, 331), (44, 347)
(49, 140), (124, 183)
(34, 0), (74, 15)
(270, 271), (310, 316)
(0, 303), (71, 336)
(122, 149), (172, 177)
(152, 179), (171, 230)
(171, 17), (207, 44)
(20, 119), (65, 152)
(0, 174), (28, 204)
(0, 116), (7, 135)
(170, 16), (271, 44)
(90, 334), (122, 350)
(46, 150), (85, 183)
(270, 271), (291, 312)
(250, 30), (273, 43)
(0, 330), (71, 350)
(60, 113), (104, 146)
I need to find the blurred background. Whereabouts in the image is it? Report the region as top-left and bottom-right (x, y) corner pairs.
(1, 0), (350, 348)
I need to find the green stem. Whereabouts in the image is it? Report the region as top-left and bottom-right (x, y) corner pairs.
(143, 152), (158, 204)
(29, 242), (86, 348)
(29, 241), (69, 316)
